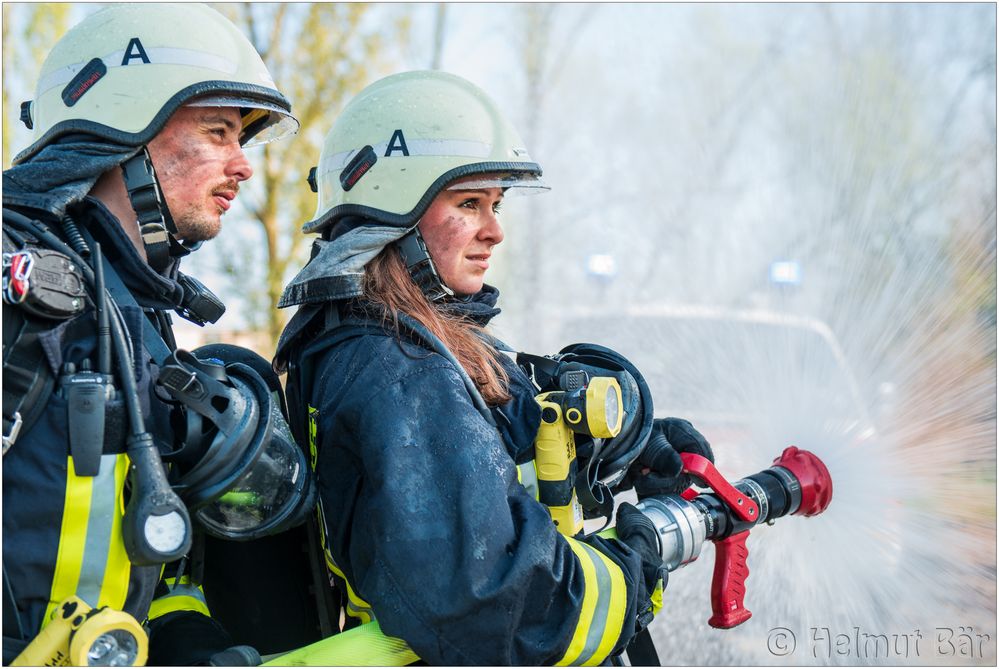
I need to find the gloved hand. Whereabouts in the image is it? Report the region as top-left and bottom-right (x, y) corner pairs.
(209, 645), (262, 666)
(615, 502), (667, 629)
(621, 417), (714, 498)
(147, 610), (254, 666)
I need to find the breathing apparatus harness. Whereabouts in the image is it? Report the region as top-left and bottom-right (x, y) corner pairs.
(3, 207), (314, 664)
(84, 239), (315, 544)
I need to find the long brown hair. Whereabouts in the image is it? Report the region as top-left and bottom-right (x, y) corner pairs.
(363, 246), (511, 406)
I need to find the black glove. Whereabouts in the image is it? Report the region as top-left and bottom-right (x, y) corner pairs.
(209, 646), (262, 666)
(147, 610), (248, 666)
(623, 417), (714, 498)
(615, 502), (667, 630)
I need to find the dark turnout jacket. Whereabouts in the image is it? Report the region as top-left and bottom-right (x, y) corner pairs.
(3, 139), (239, 665)
(278, 291), (646, 665)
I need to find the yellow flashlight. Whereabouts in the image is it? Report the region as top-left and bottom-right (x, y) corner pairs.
(534, 376), (623, 537)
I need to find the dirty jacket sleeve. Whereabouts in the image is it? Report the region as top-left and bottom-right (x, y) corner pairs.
(313, 335), (646, 665)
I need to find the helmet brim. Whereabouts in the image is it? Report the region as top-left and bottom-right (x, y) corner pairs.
(446, 172), (550, 195)
(186, 95), (299, 146)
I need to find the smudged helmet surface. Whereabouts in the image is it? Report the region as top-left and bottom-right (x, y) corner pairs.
(305, 70), (547, 235)
(15, 2), (298, 165)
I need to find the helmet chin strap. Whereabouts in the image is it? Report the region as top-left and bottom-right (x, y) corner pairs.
(120, 147), (202, 273)
(397, 226), (456, 303)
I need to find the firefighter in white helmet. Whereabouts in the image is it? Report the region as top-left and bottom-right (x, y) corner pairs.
(275, 70), (715, 665)
(3, 4), (306, 665)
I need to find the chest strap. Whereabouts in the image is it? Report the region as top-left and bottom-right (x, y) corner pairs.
(1, 308), (54, 455)
(90, 247), (173, 366)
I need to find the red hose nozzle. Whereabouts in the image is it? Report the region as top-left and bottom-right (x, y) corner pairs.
(772, 446), (833, 516)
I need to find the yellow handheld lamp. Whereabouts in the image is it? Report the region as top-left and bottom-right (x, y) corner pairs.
(534, 376), (623, 537)
(573, 376), (623, 438)
(12, 596), (148, 667)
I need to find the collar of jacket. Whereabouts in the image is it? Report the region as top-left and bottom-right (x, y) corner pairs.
(78, 197), (185, 310)
(438, 284), (502, 326)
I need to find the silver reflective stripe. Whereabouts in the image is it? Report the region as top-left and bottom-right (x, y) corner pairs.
(345, 597), (375, 621)
(322, 138), (492, 173)
(74, 454), (119, 606)
(37, 47), (239, 97)
(574, 542), (613, 666)
(166, 580), (208, 606)
(518, 462), (539, 500)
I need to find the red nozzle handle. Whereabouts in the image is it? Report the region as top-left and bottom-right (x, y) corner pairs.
(708, 530), (752, 629)
(680, 452), (759, 522)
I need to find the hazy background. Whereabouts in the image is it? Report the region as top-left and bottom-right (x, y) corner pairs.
(4, 3), (995, 665)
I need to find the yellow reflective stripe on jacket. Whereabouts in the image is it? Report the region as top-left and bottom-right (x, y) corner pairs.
(307, 405), (319, 470)
(556, 536), (628, 667)
(44, 454), (131, 627)
(148, 575), (211, 619)
(317, 496), (375, 624)
(651, 577), (664, 615)
(325, 552), (374, 625)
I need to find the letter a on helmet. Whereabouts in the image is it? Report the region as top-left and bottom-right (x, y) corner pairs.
(15, 3), (299, 165)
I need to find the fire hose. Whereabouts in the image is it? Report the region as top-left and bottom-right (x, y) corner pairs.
(263, 445), (833, 665)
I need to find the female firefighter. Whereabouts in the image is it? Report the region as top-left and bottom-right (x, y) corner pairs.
(274, 70), (714, 665)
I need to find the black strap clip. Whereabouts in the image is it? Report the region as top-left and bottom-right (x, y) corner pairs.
(1, 412), (22, 455)
(175, 273), (226, 326)
(397, 228), (455, 303)
(121, 149), (202, 272)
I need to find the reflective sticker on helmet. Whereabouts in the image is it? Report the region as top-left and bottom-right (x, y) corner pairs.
(60, 58), (107, 107)
(340, 145), (378, 191)
(320, 138), (492, 173)
(38, 47), (239, 99)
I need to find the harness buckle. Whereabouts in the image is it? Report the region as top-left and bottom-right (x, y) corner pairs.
(2, 251), (34, 304)
(3, 411), (23, 455)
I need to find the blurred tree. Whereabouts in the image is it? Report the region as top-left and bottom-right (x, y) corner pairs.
(504, 4), (595, 336)
(430, 4), (447, 69)
(206, 3), (410, 348)
(2, 3), (74, 167)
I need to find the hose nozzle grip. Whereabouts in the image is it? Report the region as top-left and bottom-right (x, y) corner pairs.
(680, 452), (759, 522)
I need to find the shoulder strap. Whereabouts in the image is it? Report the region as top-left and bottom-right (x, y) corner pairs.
(284, 303), (375, 448)
(85, 233), (174, 365)
(1, 307), (55, 455)
(625, 627), (662, 666)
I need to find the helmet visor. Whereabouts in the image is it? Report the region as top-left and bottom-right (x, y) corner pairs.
(186, 96), (299, 147)
(446, 172), (550, 196)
